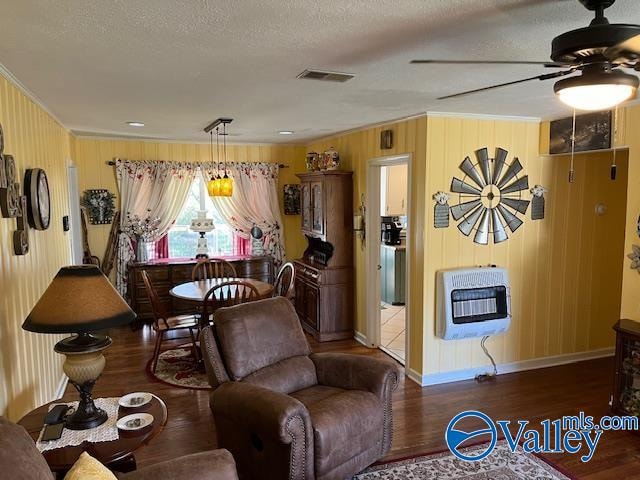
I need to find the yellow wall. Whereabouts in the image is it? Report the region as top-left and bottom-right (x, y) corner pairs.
(72, 138), (307, 264)
(307, 118), (427, 374)
(308, 115), (627, 379)
(616, 106), (640, 321)
(424, 116), (627, 375)
(0, 74), (72, 420)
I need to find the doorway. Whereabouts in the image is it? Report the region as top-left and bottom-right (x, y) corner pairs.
(365, 155), (412, 366)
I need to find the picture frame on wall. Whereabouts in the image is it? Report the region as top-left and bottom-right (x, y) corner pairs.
(549, 110), (611, 155)
(283, 184), (301, 215)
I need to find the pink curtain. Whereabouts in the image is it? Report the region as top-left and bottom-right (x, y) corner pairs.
(233, 234), (250, 255)
(154, 235), (169, 259)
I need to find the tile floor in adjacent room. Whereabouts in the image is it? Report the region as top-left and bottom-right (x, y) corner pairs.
(380, 302), (405, 362)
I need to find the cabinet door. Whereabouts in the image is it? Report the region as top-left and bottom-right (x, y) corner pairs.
(311, 181), (324, 235)
(385, 164), (408, 215)
(294, 279), (307, 320)
(301, 183), (311, 232)
(305, 286), (319, 330)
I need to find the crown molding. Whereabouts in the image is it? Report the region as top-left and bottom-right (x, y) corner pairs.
(426, 111), (541, 123)
(72, 132), (304, 148)
(0, 62), (68, 131)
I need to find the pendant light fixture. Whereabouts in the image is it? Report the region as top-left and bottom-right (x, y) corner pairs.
(207, 128), (222, 197)
(219, 120), (233, 197)
(204, 117), (233, 197)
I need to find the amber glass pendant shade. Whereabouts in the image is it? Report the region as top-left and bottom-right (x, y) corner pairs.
(220, 175), (233, 197)
(208, 177), (222, 196)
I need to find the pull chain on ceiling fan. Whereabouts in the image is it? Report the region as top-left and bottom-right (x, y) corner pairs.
(411, 0), (640, 111)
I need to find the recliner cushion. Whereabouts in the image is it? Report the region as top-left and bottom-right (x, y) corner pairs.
(214, 297), (311, 380)
(242, 355), (317, 394)
(0, 416), (54, 480)
(290, 387), (384, 478)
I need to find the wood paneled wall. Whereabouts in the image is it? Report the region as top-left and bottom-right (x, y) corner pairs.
(615, 106), (640, 321)
(424, 117), (627, 375)
(307, 118), (427, 374)
(0, 74), (72, 420)
(71, 138), (308, 265)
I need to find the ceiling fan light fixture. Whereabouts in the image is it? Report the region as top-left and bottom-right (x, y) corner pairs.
(554, 70), (638, 111)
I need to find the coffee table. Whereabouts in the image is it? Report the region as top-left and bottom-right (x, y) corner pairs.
(18, 394), (167, 475)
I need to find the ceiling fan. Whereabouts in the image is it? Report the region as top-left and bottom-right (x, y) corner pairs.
(411, 0), (640, 110)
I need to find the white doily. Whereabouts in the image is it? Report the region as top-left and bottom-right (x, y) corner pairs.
(36, 397), (120, 453)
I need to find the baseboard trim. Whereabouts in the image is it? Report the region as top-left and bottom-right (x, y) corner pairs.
(54, 374), (68, 400)
(353, 331), (369, 347)
(413, 347), (615, 387)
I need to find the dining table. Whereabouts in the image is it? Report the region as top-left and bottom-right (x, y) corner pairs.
(169, 277), (274, 326)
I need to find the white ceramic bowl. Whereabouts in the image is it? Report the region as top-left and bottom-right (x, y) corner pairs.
(117, 413), (154, 431)
(118, 392), (153, 408)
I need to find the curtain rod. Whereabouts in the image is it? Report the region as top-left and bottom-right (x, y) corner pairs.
(106, 160), (289, 168)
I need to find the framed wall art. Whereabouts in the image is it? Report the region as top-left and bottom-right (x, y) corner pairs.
(549, 110), (611, 154)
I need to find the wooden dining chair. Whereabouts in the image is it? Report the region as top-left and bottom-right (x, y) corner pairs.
(273, 261), (295, 299)
(192, 258), (238, 281)
(201, 280), (260, 326)
(141, 270), (200, 372)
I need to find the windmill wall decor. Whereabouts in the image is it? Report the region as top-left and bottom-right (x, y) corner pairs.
(448, 147), (544, 245)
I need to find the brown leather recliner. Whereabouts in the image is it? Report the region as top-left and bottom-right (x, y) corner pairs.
(201, 297), (400, 480)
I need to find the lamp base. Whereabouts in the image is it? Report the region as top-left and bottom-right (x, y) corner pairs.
(65, 379), (108, 430)
(54, 333), (112, 431)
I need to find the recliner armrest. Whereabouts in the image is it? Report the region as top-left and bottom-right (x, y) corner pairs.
(310, 353), (400, 401)
(211, 382), (314, 480)
(118, 450), (238, 480)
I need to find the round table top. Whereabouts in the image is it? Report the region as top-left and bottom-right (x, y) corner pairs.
(169, 277), (274, 302)
(18, 395), (167, 472)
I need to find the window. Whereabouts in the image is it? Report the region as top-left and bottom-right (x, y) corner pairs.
(167, 174), (234, 258)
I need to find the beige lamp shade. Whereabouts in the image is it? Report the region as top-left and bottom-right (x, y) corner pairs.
(22, 265), (136, 334)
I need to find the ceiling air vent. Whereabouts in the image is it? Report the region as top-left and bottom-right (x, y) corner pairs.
(297, 69), (355, 83)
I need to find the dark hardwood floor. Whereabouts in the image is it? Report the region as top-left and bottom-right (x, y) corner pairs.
(65, 325), (640, 479)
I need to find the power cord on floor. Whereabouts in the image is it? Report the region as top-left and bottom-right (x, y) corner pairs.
(475, 336), (498, 382)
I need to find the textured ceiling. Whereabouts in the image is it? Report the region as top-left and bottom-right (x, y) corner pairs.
(0, 0), (638, 143)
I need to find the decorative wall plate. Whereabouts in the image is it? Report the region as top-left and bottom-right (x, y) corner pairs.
(449, 147), (530, 245)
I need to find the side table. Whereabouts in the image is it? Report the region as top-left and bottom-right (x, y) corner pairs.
(18, 394), (168, 477)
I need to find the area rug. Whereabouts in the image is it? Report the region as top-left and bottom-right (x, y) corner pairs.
(354, 441), (573, 479)
(146, 346), (212, 390)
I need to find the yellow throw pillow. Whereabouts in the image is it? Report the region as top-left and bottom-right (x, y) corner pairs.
(64, 451), (117, 480)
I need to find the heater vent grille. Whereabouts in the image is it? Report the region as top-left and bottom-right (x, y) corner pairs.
(297, 69), (355, 83)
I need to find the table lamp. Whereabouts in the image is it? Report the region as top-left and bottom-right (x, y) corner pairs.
(22, 265), (136, 430)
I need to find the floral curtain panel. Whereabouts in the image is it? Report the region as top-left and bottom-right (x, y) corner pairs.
(115, 159), (196, 295)
(202, 162), (285, 265)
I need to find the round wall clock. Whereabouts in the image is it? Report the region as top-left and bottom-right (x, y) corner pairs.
(449, 147), (530, 245)
(24, 168), (50, 230)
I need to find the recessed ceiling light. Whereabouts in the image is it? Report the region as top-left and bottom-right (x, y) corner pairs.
(126, 121), (145, 127)
(279, 131), (294, 135)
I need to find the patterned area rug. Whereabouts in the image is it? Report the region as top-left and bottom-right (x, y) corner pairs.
(147, 346), (212, 390)
(354, 441), (572, 479)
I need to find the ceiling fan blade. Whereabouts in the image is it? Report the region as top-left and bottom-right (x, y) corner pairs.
(604, 34), (640, 63)
(411, 60), (565, 67)
(437, 70), (575, 100)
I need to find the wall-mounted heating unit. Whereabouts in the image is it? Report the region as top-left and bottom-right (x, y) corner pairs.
(436, 267), (511, 340)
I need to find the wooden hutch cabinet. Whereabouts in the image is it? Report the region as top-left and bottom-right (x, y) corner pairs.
(295, 171), (353, 342)
(612, 319), (640, 418)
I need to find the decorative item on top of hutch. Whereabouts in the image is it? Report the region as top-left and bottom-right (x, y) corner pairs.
(81, 189), (116, 224)
(612, 319), (640, 418)
(304, 148), (340, 171)
(295, 170), (353, 341)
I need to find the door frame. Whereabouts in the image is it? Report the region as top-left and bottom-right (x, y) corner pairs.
(365, 154), (412, 366)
